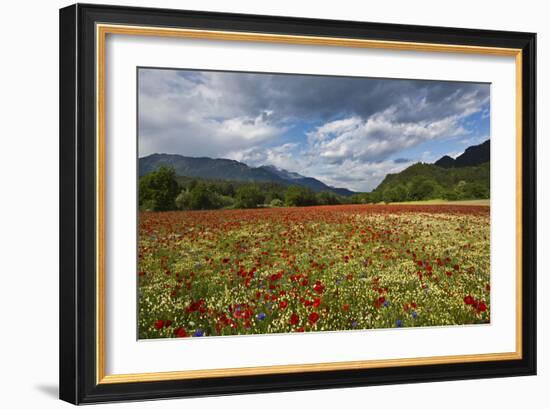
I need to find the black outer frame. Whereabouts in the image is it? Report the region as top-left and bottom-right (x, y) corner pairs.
(59, 3), (536, 405)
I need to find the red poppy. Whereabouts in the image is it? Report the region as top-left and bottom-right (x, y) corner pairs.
(446, 271), (453, 277)
(374, 296), (386, 309)
(222, 258), (230, 264)
(290, 313), (299, 325)
(279, 300), (288, 309)
(186, 299), (205, 313)
(313, 297), (321, 309)
(154, 319), (164, 330)
(476, 302), (487, 313)
(296, 327), (305, 332)
(308, 312), (320, 325)
(342, 304), (350, 311)
(165, 319), (173, 328)
(313, 281), (325, 294)
(174, 327), (188, 337)
(464, 295), (475, 305)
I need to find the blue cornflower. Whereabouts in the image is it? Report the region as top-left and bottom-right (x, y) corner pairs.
(411, 311), (418, 318)
(351, 321), (358, 328)
(257, 312), (266, 321)
(193, 329), (204, 337)
(383, 300), (390, 308)
(396, 319), (403, 327)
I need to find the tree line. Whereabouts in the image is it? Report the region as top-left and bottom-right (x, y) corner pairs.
(139, 163), (490, 211)
(139, 165), (350, 211)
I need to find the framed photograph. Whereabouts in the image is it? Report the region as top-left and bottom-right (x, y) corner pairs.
(59, 3), (536, 404)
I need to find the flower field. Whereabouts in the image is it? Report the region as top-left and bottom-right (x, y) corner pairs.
(138, 204), (490, 339)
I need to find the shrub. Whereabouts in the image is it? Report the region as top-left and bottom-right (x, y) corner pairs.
(270, 198), (284, 207)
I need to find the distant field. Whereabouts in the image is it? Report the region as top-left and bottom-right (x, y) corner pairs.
(389, 199), (490, 206)
(138, 204), (490, 339)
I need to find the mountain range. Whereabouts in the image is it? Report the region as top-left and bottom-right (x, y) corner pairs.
(139, 139), (490, 198)
(139, 154), (356, 196)
(434, 139), (490, 168)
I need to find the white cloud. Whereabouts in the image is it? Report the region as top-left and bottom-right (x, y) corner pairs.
(306, 158), (412, 191)
(138, 70), (287, 157)
(227, 143), (302, 172)
(305, 106), (469, 165)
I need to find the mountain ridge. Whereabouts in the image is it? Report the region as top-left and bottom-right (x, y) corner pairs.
(139, 153), (356, 196)
(434, 139), (490, 168)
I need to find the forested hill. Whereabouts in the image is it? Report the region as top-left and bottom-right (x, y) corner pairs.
(360, 140), (490, 203)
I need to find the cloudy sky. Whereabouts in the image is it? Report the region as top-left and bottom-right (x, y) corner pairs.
(138, 68), (490, 192)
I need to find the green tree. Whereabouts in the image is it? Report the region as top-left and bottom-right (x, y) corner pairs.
(235, 184), (264, 208)
(263, 191), (284, 205)
(463, 181), (489, 199)
(454, 180), (467, 200)
(362, 190), (382, 204)
(351, 192), (370, 204)
(316, 191), (341, 205)
(442, 188), (459, 201)
(382, 185), (409, 203)
(175, 190), (191, 210)
(187, 183), (221, 210)
(408, 176), (440, 201)
(139, 165), (180, 211)
(285, 185), (317, 207)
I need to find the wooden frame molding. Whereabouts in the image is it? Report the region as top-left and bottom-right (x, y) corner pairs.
(95, 23), (524, 385)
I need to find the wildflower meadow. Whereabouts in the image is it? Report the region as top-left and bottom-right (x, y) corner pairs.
(138, 204), (490, 339)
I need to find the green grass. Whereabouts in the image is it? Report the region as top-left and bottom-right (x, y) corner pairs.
(388, 199), (490, 206)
